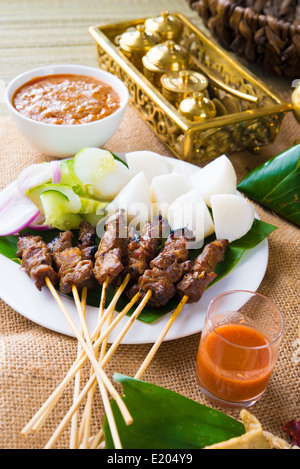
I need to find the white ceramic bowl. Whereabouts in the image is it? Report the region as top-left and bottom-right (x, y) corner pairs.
(4, 64), (129, 158)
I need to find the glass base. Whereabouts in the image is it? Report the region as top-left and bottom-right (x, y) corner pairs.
(195, 369), (265, 409)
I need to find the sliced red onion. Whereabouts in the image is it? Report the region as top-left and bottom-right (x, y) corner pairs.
(51, 160), (62, 184)
(17, 163), (53, 193)
(0, 182), (40, 236)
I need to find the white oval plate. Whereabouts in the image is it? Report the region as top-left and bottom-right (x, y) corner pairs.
(0, 155), (269, 344)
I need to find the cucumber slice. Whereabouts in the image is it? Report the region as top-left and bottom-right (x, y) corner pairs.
(26, 183), (82, 214)
(40, 190), (82, 230)
(60, 159), (86, 196)
(79, 197), (107, 215)
(73, 147), (130, 200)
(74, 148), (116, 185)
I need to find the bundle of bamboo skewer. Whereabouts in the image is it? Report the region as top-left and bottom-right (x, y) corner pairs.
(18, 212), (228, 449)
(20, 274), (187, 449)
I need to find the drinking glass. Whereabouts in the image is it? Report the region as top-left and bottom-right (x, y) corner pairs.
(196, 290), (284, 408)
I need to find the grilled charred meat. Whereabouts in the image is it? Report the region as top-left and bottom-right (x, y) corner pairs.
(77, 221), (98, 261)
(124, 216), (169, 284)
(176, 239), (229, 303)
(149, 231), (193, 284)
(127, 229), (193, 308)
(17, 233), (58, 291)
(93, 209), (127, 286)
(47, 230), (73, 270)
(48, 226), (96, 294)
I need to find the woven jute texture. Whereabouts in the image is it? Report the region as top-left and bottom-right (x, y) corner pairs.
(0, 105), (299, 449)
(0, 0), (299, 450)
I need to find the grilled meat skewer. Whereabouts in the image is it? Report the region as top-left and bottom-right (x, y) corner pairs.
(47, 223), (96, 295)
(124, 216), (169, 284)
(77, 220), (98, 261)
(17, 233), (58, 291)
(127, 229), (193, 308)
(93, 209), (127, 286)
(177, 239), (229, 303)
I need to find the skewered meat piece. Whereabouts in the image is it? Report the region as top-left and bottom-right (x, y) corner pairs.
(48, 229), (96, 294)
(48, 230), (73, 270)
(94, 209), (127, 286)
(77, 221), (97, 261)
(17, 233), (58, 291)
(177, 239), (229, 303)
(132, 268), (176, 308)
(125, 216), (169, 283)
(149, 231), (193, 284)
(55, 248), (96, 294)
(127, 230), (192, 308)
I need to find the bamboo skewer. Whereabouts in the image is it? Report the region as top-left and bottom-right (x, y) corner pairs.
(88, 293), (189, 449)
(21, 275), (131, 435)
(23, 271), (187, 449)
(21, 223), (195, 448)
(44, 280), (127, 450)
(79, 277), (110, 448)
(72, 281), (122, 450)
(69, 286), (87, 449)
(22, 268), (187, 450)
(45, 278), (132, 426)
(135, 294), (189, 379)
(100, 290), (152, 369)
(37, 290), (153, 448)
(77, 289), (140, 446)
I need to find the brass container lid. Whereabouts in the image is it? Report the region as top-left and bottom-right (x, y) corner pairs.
(142, 40), (190, 73)
(179, 91), (217, 121)
(119, 24), (160, 53)
(145, 11), (184, 41)
(161, 70), (209, 94)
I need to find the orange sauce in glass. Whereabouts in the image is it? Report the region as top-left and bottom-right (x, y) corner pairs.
(196, 323), (273, 403)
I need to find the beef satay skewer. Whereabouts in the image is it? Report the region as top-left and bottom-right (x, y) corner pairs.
(76, 210), (129, 447)
(135, 239), (229, 376)
(78, 217), (167, 446)
(19, 228), (132, 444)
(94, 229), (192, 370)
(33, 213), (160, 444)
(80, 230), (192, 447)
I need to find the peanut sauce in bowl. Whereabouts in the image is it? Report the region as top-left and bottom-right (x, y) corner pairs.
(12, 74), (121, 125)
(5, 64), (129, 157)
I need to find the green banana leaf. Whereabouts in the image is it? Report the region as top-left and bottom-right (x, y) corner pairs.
(103, 373), (246, 449)
(0, 218), (276, 324)
(237, 144), (300, 226)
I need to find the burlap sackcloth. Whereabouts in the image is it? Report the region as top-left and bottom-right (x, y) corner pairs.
(0, 102), (299, 449)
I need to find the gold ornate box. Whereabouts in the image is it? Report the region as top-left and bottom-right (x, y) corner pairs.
(89, 14), (296, 164)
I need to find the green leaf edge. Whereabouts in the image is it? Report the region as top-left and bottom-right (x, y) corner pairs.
(102, 373), (246, 449)
(237, 145), (300, 225)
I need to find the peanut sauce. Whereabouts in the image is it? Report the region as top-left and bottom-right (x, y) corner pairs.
(12, 74), (121, 125)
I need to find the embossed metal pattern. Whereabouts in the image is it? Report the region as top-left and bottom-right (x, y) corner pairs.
(89, 14), (293, 163)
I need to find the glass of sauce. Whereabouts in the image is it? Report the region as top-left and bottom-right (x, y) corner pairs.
(196, 290), (284, 408)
